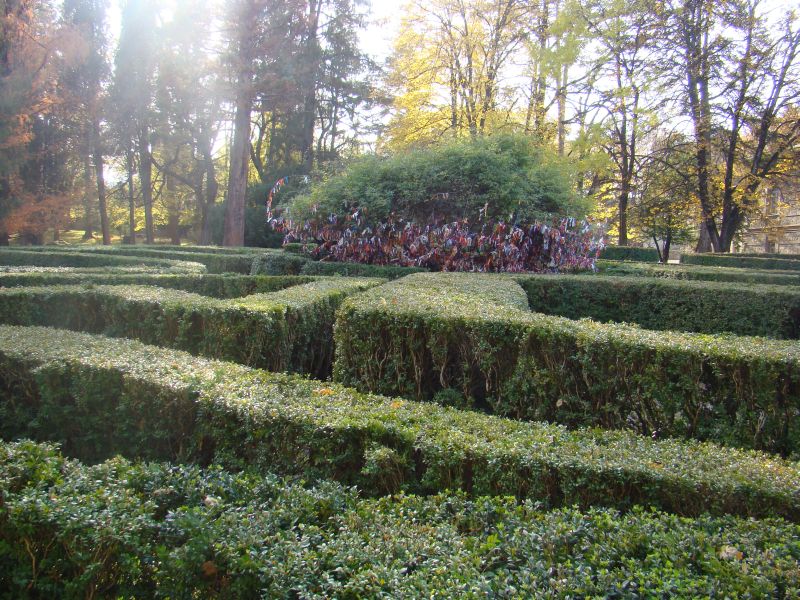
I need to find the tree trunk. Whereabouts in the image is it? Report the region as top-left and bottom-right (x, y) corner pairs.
(618, 183), (629, 246)
(126, 148), (136, 244)
(224, 88), (252, 247)
(138, 127), (154, 244)
(82, 154), (94, 240)
(200, 150), (218, 245)
(92, 119), (110, 245)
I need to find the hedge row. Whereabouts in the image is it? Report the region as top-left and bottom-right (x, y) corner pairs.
(0, 278), (377, 377)
(736, 251), (800, 259)
(599, 245), (661, 262)
(519, 274), (800, 338)
(334, 273), (800, 456)
(0, 249), (206, 272)
(60, 246), (262, 274)
(300, 260), (427, 279)
(682, 253), (800, 271)
(595, 259), (800, 286)
(250, 251), (309, 275)
(1, 326), (798, 520)
(2, 440), (798, 598)
(0, 270), (316, 299)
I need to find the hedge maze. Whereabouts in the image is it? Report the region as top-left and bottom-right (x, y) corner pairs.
(1, 245), (799, 596)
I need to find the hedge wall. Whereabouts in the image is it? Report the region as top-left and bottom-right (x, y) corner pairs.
(599, 246), (660, 262)
(0, 249), (206, 272)
(0, 278), (378, 377)
(300, 261), (427, 280)
(595, 259), (800, 286)
(2, 440), (798, 598)
(250, 251), (309, 275)
(519, 274), (800, 338)
(334, 273), (800, 456)
(1, 326), (798, 520)
(682, 254), (800, 271)
(59, 246), (261, 274)
(0, 271), (316, 299)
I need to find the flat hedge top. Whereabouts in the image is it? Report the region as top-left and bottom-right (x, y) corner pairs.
(346, 272), (531, 318)
(596, 260), (800, 282)
(346, 273), (800, 364)
(0, 249), (207, 272)
(522, 272), (800, 298)
(0, 277), (381, 314)
(2, 325), (798, 516)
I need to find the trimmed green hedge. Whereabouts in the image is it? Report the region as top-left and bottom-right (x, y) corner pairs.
(1, 326), (799, 520)
(595, 259), (800, 286)
(2, 440), (798, 598)
(300, 261), (427, 280)
(682, 253), (800, 271)
(250, 251), (309, 275)
(599, 245), (660, 262)
(0, 278), (378, 377)
(0, 249), (206, 272)
(57, 246), (261, 274)
(0, 271), (316, 299)
(334, 273), (800, 456)
(519, 274), (800, 338)
(736, 252), (800, 259)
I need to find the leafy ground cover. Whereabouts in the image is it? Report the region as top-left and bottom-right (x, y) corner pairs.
(1, 439), (798, 598)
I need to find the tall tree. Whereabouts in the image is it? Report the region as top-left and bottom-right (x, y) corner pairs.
(386, 0), (530, 146)
(222, 0), (304, 246)
(113, 0), (158, 243)
(61, 0), (110, 244)
(665, 0), (800, 252)
(581, 0), (665, 245)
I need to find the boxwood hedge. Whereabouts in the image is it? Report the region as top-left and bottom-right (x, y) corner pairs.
(519, 274), (800, 338)
(595, 259), (800, 286)
(300, 261), (428, 280)
(1, 325), (798, 520)
(56, 246), (262, 274)
(0, 249), (206, 272)
(682, 254), (800, 271)
(599, 246), (660, 262)
(250, 251), (310, 275)
(1, 439), (798, 598)
(0, 270), (316, 299)
(335, 273), (800, 456)
(0, 278), (378, 377)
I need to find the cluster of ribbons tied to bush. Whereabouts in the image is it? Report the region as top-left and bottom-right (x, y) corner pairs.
(271, 211), (605, 273)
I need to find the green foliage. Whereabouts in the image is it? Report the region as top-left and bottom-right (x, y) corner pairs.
(334, 273), (800, 456)
(0, 271), (316, 298)
(0, 278), (379, 377)
(67, 246), (260, 273)
(519, 274), (800, 338)
(682, 254), (800, 271)
(0, 249), (206, 272)
(300, 261), (427, 279)
(599, 245), (660, 262)
(250, 251), (309, 275)
(2, 440), (798, 598)
(281, 242), (307, 254)
(596, 259), (800, 285)
(288, 134), (584, 223)
(208, 204), (284, 248)
(1, 325), (799, 520)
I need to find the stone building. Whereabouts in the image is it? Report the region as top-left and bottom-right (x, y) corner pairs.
(739, 181), (800, 253)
